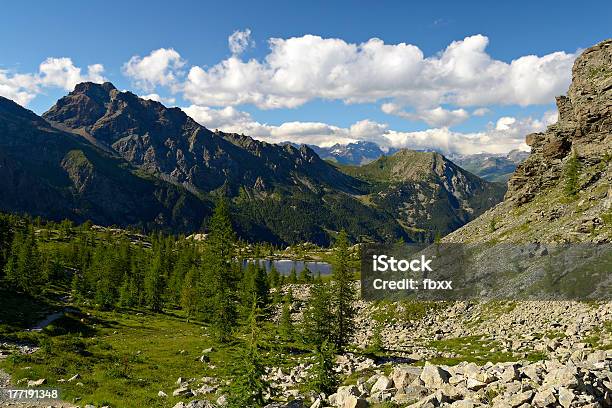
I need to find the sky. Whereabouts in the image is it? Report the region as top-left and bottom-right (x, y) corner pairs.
(1, 0), (611, 154)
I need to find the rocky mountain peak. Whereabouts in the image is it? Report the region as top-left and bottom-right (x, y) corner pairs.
(445, 39), (611, 244)
(506, 39), (611, 205)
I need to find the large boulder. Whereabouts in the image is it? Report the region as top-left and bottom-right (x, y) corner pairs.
(419, 363), (450, 389)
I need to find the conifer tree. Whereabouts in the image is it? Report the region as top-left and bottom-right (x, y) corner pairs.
(288, 266), (298, 284)
(267, 264), (280, 288)
(202, 199), (238, 340)
(308, 340), (338, 395)
(144, 251), (165, 312)
(331, 230), (355, 350)
(303, 280), (335, 345)
(71, 271), (85, 302)
(5, 228), (42, 295)
(565, 149), (581, 197)
(299, 266), (312, 283)
(0, 215), (15, 277)
(180, 267), (199, 319)
(119, 275), (138, 308)
(278, 288), (294, 342)
(227, 297), (268, 407)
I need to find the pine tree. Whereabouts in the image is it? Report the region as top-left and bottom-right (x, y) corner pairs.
(288, 266), (298, 284)
(278, 289), (294, 342)
(227, 297), (268, 408)
(564, 149), (581, 197)
(331, 230), (355, 350)
(267, 265), (280, 288)
(0, 215), (15, 277)
(299, 266), (312, 283)
(303, 280), (335, 345)
(144, 251), (165, 312)
(119, 275), (138, 308)
(201, 198), (238, 340)
(4, 228), (42, 295)
(308, 340), (338, 395)
(180, 267), (199, 319)
(71, 271), (85, 302)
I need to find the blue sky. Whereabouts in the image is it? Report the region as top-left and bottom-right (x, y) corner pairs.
(1, 0), (611, 154)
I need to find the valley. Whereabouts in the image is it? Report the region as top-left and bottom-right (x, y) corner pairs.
(0, 12), (610, 408)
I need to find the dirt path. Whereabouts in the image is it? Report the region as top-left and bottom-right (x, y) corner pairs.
(30, 308), (77, 332)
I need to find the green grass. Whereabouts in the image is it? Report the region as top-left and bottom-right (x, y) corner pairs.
(2, 309), (223, 407)
(424, 335), (519, 366)
(0, 293), (323, 408)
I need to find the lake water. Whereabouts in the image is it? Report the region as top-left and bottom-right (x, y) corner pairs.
(243, 259), (332, 276)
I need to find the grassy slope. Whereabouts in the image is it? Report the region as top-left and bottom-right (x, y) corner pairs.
(1, 306), (236, 407)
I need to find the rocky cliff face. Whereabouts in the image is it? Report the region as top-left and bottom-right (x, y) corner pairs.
(445, 39), (612, 244)
(507, 39), (611, 205)
(44, 83), (362, 195)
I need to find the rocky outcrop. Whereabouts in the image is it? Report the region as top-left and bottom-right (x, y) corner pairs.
(506, 39), (611, 206)
(444, 39), (612, 244)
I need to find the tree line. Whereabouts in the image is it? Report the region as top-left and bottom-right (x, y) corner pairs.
(0, 202), (357, 407)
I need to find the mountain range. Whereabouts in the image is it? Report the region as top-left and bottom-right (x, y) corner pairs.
(0, 82), (506, 245)
(288, 140), (529, 183)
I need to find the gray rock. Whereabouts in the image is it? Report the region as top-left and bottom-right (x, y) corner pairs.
(532, 388), (557, 407)
(509, 390), (534, 407)
(558, 386), (575, 408)
(343, 395), (368, 408)
(370, 375), (393, 394)
(185, 401), (215, 408)
(466, 377), (486, 390)
(420, 363), (450, 389)
(392, 365), (421, 389)
(172, 386), (194, 397)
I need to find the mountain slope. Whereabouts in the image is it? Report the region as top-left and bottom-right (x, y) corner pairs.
(444, 39), (612, 245)
(0, 87), (406, 245)
(0, 96), (209, 231)
(339, 150), (506, 239)
(0, 82), (506, 245)
(450, 149), (529, 182)
(43, 83), (362, 196)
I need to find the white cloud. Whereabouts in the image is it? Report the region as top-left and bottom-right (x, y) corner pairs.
(183, 103), (558, 154)
(39, 58), (105, 90)
(0, 58), (106, 106)
(178, 34), (575, 112)
(228, 29), (254, 55)
(140, 93), (176, 105)
(122, 48), (185, 91)
(472, 107), (490, 116)
(382, 103), (470, 127)
(0, 71), (39, 106)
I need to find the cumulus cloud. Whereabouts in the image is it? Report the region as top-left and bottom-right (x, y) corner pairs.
(228, 29), (255, 55)
(39, 58), (105, 90)
(0, 58), (106, 106)
(183, 103), (558, 154)
(382, 103), (470, 127)
(140, 93), (176, 105)
(122, 48), (185, 91)
(178, 34), (575, 112)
